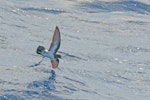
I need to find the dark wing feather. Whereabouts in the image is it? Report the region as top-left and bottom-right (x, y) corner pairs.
(49, 26), (61, 54)
(51, 59), (59, 68)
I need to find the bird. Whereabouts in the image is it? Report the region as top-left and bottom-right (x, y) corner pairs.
(36, 26), (61, 68)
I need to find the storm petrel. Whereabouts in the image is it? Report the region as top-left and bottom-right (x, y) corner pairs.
(36, 26), (61, 68)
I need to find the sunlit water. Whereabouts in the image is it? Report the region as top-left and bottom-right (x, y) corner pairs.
(0, 0), (150, 100)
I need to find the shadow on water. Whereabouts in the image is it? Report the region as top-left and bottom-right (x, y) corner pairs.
(25, 70), (62, 99)
(0, 70), (62, 100)
(80, 1), (150, 14)
(27, 70), (56, 91)
(21, 7), (66, 14)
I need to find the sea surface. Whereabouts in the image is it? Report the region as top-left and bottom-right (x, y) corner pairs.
(0, 0), (150, 100)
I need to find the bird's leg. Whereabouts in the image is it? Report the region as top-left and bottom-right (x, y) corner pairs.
(34, 57), (45, 66)
(29, 57), (45, 67)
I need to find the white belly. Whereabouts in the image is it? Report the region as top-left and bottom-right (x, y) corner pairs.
(41, 51), (54, 59)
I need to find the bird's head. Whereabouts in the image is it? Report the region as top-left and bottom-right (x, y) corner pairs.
(36, 45), (45, 54)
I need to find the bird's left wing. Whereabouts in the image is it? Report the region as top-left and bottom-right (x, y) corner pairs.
(49, 26), (61, 54)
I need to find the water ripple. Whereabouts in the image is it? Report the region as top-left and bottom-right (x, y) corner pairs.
(115, 45), (150, 53)
(80, 1), (150, 14)
(27, 70), (56, 91)
(63, 76), (85, 86)
(25, 70), (63, 99)
(21, 7), (66, 14)
(0, 94), (24, 100)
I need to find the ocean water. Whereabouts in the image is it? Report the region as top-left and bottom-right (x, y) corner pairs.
(0, 0), (150, 99)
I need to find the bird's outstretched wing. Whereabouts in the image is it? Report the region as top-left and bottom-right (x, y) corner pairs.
(49, 26), (61, 54)
(51, 59), (59, 68)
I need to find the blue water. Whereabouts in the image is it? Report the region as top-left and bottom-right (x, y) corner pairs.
(0, 0), (150, 100)
(80, 1), (150, 14)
